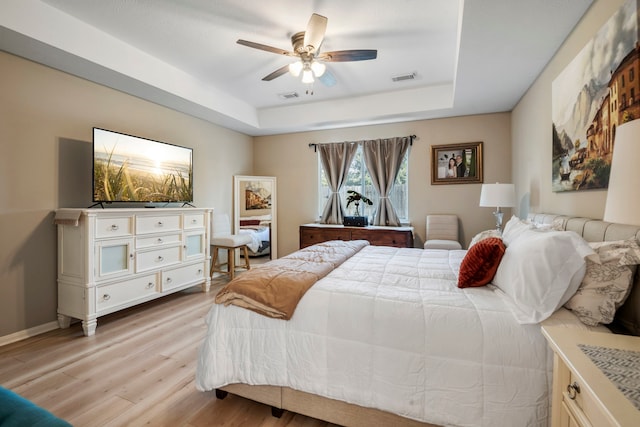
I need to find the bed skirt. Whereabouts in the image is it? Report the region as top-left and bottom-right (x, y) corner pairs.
(218, 384), (437, 427)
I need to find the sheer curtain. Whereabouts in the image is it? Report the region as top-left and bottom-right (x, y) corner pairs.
(318, 142), (358, 224)
(362, 137), (411, 226)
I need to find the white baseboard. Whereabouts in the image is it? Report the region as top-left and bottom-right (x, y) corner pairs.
(0, 321), (59, 347)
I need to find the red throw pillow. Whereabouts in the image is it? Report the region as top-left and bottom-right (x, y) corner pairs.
(458, 237), (506, 288)
(240, 219), (261, 226)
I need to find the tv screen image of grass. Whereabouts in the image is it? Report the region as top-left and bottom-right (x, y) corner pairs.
(93, 129), (193, 203)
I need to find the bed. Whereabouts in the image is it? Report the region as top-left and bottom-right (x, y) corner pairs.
(238, 217), (271, 257)
(196, 213), (640, 427)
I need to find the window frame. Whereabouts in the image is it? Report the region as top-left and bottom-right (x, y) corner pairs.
(318, 145), (409, 222)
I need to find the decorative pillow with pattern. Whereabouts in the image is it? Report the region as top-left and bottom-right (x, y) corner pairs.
(551, 217), (565, 231)
(564, 238), (640, 326)
(458, 237), (506, 288)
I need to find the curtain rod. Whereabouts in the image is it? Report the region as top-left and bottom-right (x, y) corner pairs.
(308, 135), (416, 152)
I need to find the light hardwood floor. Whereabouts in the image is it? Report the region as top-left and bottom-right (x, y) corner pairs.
(0, 271), (337, 427)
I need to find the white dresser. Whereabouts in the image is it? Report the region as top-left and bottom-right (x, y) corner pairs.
(55, 208), (212, 336)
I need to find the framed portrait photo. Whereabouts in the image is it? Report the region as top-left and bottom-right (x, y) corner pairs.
(431, 141), (483, 185)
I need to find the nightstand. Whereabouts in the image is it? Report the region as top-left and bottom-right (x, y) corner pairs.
(541, 325), (640, 427)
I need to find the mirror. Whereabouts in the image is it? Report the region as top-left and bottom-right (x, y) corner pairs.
(233, 175), (277, 260)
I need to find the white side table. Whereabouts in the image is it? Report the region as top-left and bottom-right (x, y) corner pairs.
(542, 325), (640, 427)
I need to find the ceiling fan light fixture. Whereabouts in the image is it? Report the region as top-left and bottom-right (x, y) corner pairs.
(239, 13), (377, 87)
(288, 61), (303, 77)
(302, 68), (315, 84)
(310, 61), (326, 77)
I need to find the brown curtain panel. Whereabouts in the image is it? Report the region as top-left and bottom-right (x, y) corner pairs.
(362, 137), (411, 226)
(318, 142), (358, 224)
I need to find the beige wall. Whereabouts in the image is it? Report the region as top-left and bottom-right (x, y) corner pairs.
(3, 0), (616, 340)
(254, 113), (512, 257)
(0, 51), (253, 338)
(512, 0), (623, 219)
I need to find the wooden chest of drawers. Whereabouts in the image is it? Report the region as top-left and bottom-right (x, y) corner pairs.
(299, 224), (414, 249)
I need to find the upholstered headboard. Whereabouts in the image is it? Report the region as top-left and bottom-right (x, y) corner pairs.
(528, 213), (640, 336)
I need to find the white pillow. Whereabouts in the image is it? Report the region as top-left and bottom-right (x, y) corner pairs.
(501, 215), (534, 246)
(492, 229), (594, 324)
(468, 229), (502, 249)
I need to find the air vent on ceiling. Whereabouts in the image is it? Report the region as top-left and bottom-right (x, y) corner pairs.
(391, 72), (416, 82)
(278, 92), (299, 100)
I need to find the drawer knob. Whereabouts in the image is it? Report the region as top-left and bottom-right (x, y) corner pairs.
(157, 238), (163, 243)
(156, 256), (164, 262)
(102, 294), (111, 301)
(166, 277), (172, 283)
(191, 219), (197, 223)
(110, 224), (119, 231)
(567, 382), (580, 400)
(146, 282), (154, 289)
(157, 221), (163, 226)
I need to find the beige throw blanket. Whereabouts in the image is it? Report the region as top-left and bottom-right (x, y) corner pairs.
(215, 240), (369, 319)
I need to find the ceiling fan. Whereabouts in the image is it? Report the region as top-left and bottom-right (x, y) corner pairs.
(237, 13), (377, 87)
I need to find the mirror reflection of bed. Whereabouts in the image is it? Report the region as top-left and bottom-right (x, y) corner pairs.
(238, 215), (272, 265)
(233, 175), (277, 265)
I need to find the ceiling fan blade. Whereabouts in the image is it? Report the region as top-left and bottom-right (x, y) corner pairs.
(318, 49), (378, 62)
(318, 69), (336, 87)
(303, 13), (327, 52)
(262, 64), (290, 81)
(237, 39), (295, 56)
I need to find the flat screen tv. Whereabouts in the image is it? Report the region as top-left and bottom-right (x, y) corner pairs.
(93, 127), (193, 204)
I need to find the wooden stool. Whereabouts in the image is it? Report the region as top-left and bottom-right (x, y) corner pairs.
(210, 243), (251, 280)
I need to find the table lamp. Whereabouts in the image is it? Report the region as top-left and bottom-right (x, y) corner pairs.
(479, 182), (515, 231)
(603, 119), (640, 226)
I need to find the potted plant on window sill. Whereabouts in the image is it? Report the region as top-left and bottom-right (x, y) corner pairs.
(345, 190), (373, 226)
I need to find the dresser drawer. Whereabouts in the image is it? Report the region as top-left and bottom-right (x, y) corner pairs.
(136, 246), (181, 272)
(136, 214), (181, 234)
(162, 262), (206, 291)
(351, 229), (413, 247)
(96, 274), (158, 313)
(300, 227), (351, 248)
(184, 212), (205, 229)
(136, 233), (182, 249)
(562, 371), (613, 427)
(95, 216), (133, 238)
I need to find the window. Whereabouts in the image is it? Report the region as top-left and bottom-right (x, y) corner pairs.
(318, 146), (409, 221)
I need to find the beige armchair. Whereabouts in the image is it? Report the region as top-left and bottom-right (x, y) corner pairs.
(423, 214), (462, 250)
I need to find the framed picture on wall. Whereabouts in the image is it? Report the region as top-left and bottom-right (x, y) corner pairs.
(431, 141), (483, 185)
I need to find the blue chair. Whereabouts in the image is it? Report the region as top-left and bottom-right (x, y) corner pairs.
(0, 386), (71, 427)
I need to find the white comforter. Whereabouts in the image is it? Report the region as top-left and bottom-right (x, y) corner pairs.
(196, 246), (592, 427)
(238, 226), (269, 253)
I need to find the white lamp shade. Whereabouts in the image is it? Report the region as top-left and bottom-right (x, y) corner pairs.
(310, 61), (326, 77)
(603, 119), (640, 226)
(301, 69), (314, 84)
(479, 183), (515, 208)
(288, 61), (303, 77)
